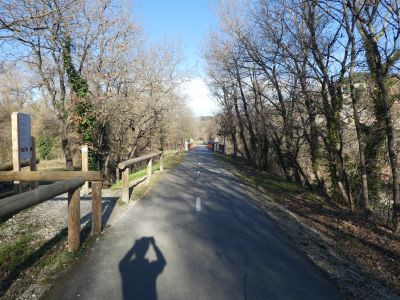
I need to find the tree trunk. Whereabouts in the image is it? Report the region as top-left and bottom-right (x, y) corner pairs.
(350, 90), (370, 213)
(233, 91), (252, 164)
(377, 76), (400, 231)
(230, 126), (238, 158)
(349, 62), (370, 213)
(235, 65), (257, 166)
(60, 122), (73, 170)
(343, 12), (370, 213)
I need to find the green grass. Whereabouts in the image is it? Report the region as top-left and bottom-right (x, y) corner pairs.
(163, 152), (186, 169)
(215, 154), (306, 194)
(0, 233), (38, 274)
(235, 167), (301, 192)
(111, 162), (161, 190)
(33, 233), (96, 284)
(215, 153), (327, 204)
(0, 211), (45, 277)
(0, 226), (98, 299)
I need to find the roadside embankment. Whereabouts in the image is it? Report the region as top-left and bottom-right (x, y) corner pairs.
(216, 154), (400, 300)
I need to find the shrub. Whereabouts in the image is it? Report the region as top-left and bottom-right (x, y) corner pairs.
(37, 135), (54, 160)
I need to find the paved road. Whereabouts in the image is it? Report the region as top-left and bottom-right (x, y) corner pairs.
(44, 146), (341, 300)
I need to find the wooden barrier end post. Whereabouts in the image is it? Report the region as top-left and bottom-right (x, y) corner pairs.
(115, 167), (120, 182)
(68, 188), (81, 252)
(146, 159), (152, 184)
(11, 112), (21, 194)
(122, 168), (129, 203)
(81, 145), (89, 196)
(160, 154), (164, 172)
(91, 181), (102, 236)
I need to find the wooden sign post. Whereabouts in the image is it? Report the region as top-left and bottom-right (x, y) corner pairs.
(11, 113), (38, 192)
(30, 137), (38, 189)
(11, 113), (21, 193)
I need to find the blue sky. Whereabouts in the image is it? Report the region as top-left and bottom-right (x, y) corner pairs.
(134, 0), (219, 116)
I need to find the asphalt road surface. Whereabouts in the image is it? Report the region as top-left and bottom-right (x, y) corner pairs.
(44, 145), (341, 300)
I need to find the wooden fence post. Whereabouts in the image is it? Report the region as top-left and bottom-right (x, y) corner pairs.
(122, 168), (129, 203)
(146, 159), (152, 184)
(30, 137), (38, 189)
(160, 154), (164, 172)
(81, 145), (89, 196)
(91, 181), (102, 236)
(68, 188), (81, 252)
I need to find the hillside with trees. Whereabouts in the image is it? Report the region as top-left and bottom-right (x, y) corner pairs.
(203, 2), (400, 293)
(205, 0), (400, 232)
(0, 0), (195, 177)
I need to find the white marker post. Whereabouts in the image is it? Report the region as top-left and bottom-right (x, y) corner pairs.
(196, 197), (201, 212)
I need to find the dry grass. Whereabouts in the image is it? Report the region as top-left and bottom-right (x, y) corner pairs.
(37, 159), (81, 171)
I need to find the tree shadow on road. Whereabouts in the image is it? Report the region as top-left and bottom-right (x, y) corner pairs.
(119, 237), (166, 300)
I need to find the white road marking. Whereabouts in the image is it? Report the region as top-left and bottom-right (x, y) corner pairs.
(197, 171), (200, 176)
(196, 197), (201, 212)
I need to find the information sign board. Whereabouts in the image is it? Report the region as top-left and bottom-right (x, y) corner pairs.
(17, 113), (32, 160)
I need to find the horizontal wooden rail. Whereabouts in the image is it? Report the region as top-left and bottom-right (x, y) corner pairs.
(0, 159), (39, 171)
(117, 151), (163, 170)
(0, 177), (84, 220)
(0, 176), (103, 251)
(0, 171), (103, 182)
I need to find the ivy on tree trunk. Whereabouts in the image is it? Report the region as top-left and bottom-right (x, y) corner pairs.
(62, 33), (97, 169)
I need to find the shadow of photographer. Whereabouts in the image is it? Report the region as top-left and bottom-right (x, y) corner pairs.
(119, 237), (166, 300)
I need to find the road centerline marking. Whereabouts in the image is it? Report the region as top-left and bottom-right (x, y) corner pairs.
(195, 197), (201, 212)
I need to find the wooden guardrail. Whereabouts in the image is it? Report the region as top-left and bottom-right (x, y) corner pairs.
(0, 159), (39, 171)
(0, 171), (103, 251)
(117, 151), (163, 203)
(0, 177), (84, 251)
(0, 171), (103, 181)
